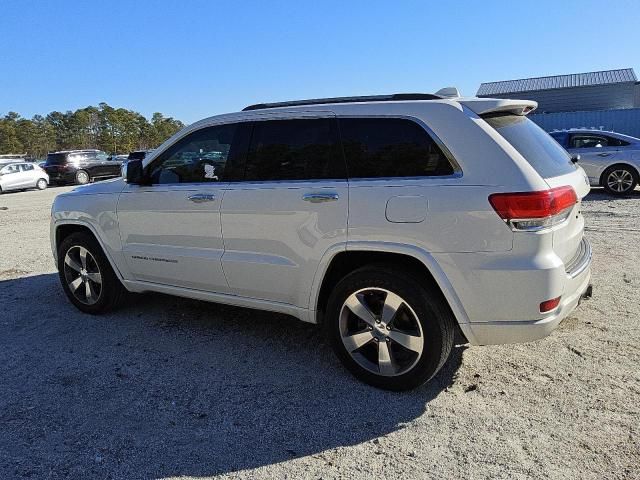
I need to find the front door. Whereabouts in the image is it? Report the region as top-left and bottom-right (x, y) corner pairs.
(221, 115), (348, 308)
(117, 122), (250, 293)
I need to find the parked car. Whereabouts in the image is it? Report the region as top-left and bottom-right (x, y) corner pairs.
(0, 162), (49, 193)
(550, 129), (640, 195)
(42, 149), (122, 185)
(50, 92), (592, 390)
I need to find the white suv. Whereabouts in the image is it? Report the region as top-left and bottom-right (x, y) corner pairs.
(50, 92), (593, 390)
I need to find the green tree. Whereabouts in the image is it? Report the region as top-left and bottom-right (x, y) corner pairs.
(1, 104), (185, 158)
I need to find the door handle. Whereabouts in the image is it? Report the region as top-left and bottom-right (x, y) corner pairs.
(188, 193), (216, 203)
(597, 152), (611, 157)
(302, 192), (339, 203)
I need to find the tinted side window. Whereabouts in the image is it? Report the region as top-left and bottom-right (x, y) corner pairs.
(244, 118), (344, 181)
(21, 164), (35, 171)
(148, 123), (248, 184)
(604, 136), (630, 147)
(339, 118), (454, 179)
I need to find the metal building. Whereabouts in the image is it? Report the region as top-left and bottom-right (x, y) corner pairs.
(477, 69), (640, 138)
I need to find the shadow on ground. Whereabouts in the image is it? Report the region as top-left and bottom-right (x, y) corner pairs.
(0, 273), (464, 479)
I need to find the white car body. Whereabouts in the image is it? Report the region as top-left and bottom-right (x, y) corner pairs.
(0, 162), (49, 192)
(50, 95), (592, 347)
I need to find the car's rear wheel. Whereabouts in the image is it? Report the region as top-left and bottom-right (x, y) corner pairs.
(58, 232), (126, 314)
(36, 178), (48, 190)
(602, 165), (637, 195)
(75, 170), (90, 185)
(325, 265), (455, 391)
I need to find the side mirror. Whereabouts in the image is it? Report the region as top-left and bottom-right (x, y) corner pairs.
(123, 159), (144, 184)
(571, 154), (580, 164)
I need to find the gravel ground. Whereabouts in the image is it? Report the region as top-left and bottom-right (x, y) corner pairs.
(0, 185), (638, 480)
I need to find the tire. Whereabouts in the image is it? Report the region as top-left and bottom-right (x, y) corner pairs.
(602, 165), (638, 196)
(75, 170), (90, 185)
(325, 264), (455, 391)
(36, 178), (48, 190)
(57, 232), (127, 314)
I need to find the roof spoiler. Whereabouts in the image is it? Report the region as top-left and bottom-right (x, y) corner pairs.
(459, 98), (538, 116)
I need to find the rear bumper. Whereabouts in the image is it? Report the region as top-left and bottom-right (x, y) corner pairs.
(459, 267), (592, 345)
(45, 170), (77, 184)
(440, 236), (594, 346)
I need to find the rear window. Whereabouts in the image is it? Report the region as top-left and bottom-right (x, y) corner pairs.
(484, 114), (576, 178)
(45, 153), (67, 165)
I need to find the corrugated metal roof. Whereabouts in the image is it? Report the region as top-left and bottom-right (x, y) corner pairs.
(477, 69), (637, 96)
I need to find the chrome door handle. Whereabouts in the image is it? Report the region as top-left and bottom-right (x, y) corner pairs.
(598, 152), (611, 157)
(302, 192), (339, 203)
(188, 193), (216, 203)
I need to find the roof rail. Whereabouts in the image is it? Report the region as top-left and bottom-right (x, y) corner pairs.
(242, 93), (443, 111)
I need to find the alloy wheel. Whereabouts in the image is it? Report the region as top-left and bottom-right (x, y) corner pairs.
(76, 171), (89, 184)
(63, 246), (102, 305)
(607, 169), (634, 193)
(339, 288), (424, 377)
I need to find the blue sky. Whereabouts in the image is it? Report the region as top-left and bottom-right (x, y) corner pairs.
(1, 0), (639, 124)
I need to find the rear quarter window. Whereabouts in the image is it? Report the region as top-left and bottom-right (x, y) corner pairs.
(484, 114), (576, 178)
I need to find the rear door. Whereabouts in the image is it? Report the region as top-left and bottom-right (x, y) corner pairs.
(220, 114), (348, 307)
(19, 163), (38, 187)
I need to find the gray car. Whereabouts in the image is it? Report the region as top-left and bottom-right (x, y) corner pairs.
(551, 129), (640, 195)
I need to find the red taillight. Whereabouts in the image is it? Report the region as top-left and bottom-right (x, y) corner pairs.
(489, 186), (577, 220)
(540, 296), (561, 313)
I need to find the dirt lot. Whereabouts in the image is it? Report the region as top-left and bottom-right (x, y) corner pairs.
(0, 185), (638, 480)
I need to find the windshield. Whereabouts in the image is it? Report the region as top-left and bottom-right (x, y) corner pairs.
(483, 114), (576, 178)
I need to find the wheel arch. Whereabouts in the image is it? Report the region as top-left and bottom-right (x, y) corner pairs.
(599, 162), (640, 185)
(310, 243), (471, 335)
(53, 221), (125, 281)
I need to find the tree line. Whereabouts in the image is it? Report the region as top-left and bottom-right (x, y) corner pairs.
(0, 103), (185, 159)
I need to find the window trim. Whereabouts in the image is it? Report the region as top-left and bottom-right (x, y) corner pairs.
(336, 114), (463, 182)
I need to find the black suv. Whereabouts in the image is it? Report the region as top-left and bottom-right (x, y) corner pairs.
(43, 150), (123, 185)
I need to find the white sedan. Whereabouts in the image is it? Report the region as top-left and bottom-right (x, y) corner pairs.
(0, 162), (49, 193)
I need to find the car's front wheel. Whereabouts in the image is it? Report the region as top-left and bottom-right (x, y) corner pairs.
(57, 232), (126, 314)
(325, 265), (455, 391)
(602, 165), (637, 195)
(36, 178), (48, 190)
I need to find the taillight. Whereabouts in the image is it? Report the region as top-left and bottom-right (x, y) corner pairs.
(489, 186), (578, 231)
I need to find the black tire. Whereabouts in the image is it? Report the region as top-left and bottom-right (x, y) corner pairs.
(57, 232), (127, 314)
(75, 170), (90, 185)
(36, 178), (48, 190)
(325, 264), (455, 391)
(602, 164), (638, 196)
